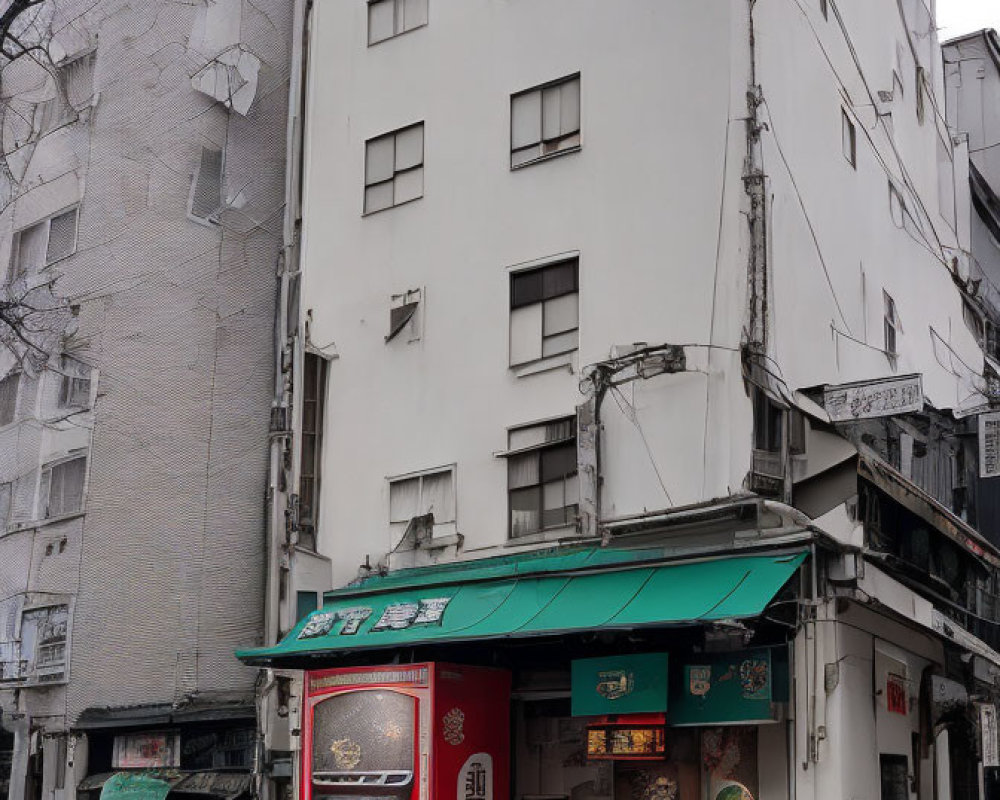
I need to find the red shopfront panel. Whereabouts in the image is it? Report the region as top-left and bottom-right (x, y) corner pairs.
(430, 665), (510, 800)
(303, 664), (509, 800)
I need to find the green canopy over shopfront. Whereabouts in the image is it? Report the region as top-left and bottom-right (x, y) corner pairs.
(237, 548), (807, 665)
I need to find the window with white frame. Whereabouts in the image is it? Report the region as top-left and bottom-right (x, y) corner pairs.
(841, 109), (856, 168)
(40, 455), (87, 519)
(57, 355), (91, 409)
(884, 290), (899, 357)
(511, 74), (580, 168)
(368, 0), (428, 45)
(8, 207), (79, 281)
(507, 417), (578, 538)
(510, 258), (579, 367)
(0, 373), (18, 427)
(20, 604), (68, 683)
(364, 123), (424, 214)
(389, 467), (455, 525)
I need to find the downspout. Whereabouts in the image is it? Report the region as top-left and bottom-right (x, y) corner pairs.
(265, 0), (311, 649)
(745, 1), (768, 354)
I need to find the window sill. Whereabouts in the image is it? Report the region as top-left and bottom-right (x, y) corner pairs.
(504, 525), (582, 547)
(4, 510), (85, 536)
(510, 145), (581, 171)
(362, 194), (423, 217)
(367, 22), (427, 47)
(512, 351), (576, 378)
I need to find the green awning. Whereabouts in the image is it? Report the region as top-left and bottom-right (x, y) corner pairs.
(99, 774), (175, 800)
(236, 549), (806, 666)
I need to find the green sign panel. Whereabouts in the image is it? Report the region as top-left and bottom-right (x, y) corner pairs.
(571, 652), (668, 717)
(100, 774), (173, 800)
(669, 648), (781, 726)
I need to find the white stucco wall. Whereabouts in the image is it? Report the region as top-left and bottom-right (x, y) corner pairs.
(753, 0), (983, 411)
(301, 0), (755, 586)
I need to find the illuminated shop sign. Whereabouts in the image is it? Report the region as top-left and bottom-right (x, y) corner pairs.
(585, 717), (667, 760)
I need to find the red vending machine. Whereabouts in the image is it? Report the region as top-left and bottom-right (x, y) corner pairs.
(303, 663), (510, 800)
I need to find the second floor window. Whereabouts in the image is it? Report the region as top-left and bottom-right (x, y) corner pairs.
(368, 0), (428, 45)
(9, 208), (79, 281)
(364, 123), (424, 214)
(389, 467), (455, 526)
(507, 417), (578, 538)
(511, 74), (580, 168)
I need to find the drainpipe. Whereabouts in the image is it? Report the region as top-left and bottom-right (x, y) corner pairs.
(265, 0), (311, 649)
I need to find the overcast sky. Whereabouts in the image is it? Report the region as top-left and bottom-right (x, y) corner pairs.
(937, 0), (1000, 40)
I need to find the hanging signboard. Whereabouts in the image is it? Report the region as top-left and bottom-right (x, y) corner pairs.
(585, 715), (667, 760)
(823, 374), (923, 422)
(980, 412), (1000, 478)
(112, 732), (180, 769)
(571, 653), (668, 717)
(669, 649), (780, 726)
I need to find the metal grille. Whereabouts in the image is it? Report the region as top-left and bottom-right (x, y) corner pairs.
(46, 209), (78, 263)
(312, 691), (415, 776)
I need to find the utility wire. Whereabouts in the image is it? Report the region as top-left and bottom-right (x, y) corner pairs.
(758, 99), (853, 332)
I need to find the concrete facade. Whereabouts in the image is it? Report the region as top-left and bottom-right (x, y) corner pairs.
(292, 0), (981, 590)
(268, 3), (1000, 800)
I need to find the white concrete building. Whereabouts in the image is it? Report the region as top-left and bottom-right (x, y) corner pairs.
(258, 3), (1000, 800)
(0, 2), (293, 800)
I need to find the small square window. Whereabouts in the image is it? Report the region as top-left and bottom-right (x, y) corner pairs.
(510, 258), (579, 367)
(842, 109), (856, 168)
(511, 74), (580, 168)
(8, 207), (79, 281)
(368, 0), (428, 46)
(386, 288), (422, 343)
(57, 355), (91, 409)
(364, 123), (424, 214)
(40, 455), (87, 519)
(388, 468), (455, 524)
(506, 418), (577, 538)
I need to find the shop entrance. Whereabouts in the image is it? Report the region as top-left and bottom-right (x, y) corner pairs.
(513, 699), (761, 800)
